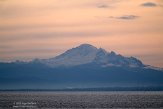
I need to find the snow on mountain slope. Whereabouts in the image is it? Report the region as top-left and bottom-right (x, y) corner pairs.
(39, 44), (145, 68)
(94, 50), (144, 67)
(41, 44), (98, 67)
(144, 65), (163, 71)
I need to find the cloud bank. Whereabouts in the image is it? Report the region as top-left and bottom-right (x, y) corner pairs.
(109, 15), (139, 20)
(141, 2), (157, 7)
(97, 4), (109, 8)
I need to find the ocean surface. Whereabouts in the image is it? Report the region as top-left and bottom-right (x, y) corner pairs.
(0, 91), (163, 109)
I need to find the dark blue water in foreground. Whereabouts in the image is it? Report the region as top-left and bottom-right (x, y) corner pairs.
(0, 91), (163, 109)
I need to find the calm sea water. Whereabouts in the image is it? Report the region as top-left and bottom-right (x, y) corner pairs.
(0, 91), (163, 109)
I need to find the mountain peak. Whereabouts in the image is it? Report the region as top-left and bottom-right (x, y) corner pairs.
(110, 51), (116, 55)
(40, 44), (144, 68)
(43, 44), (98, 67)
(77, 44), (97, 49)
(98, 48), (107, 53)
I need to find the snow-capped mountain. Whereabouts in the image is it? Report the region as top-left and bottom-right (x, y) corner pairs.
(40, 44), (98, 67)
(1, 43), (163, 89)
(39, 44), (145, 68)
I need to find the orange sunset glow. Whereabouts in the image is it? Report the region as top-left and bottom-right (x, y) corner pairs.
(0, 0), (163, 67)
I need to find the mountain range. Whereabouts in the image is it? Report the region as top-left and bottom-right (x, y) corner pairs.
(0, 44), (163, 89)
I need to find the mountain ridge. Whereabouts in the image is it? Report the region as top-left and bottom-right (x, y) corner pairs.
(0, 43), (163, 89)
(36, 44), (146, 68)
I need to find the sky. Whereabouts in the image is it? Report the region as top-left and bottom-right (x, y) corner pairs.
(0, 0), (163, 67)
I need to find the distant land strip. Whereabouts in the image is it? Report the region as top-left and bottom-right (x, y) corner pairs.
(1, 87), (163, 92)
